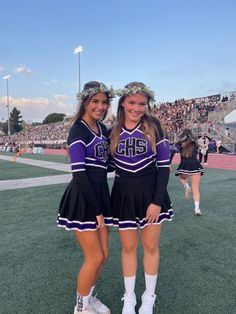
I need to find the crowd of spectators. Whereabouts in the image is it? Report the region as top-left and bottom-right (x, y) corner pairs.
(0, 97), (235, 152)
(0, 121), (70, 149)
(152, 98), (194, 140)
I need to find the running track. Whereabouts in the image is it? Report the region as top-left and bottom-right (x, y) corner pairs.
(45, 149), (236, 171)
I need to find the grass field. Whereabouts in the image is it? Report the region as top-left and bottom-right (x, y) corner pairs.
(0, 151), (68, 164)
(0, 165), (236, 314)
(0, 159), (68, 180)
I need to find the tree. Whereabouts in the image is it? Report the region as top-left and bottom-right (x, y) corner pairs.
(10, 107), (23, 134)
(31, 122), (42, 127)
(1, 121), (8, 135)
(42, 113), (65, 124)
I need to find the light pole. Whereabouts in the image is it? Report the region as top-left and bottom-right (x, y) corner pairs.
(73, 45), (83, 93)
(2, 75), (12, 136)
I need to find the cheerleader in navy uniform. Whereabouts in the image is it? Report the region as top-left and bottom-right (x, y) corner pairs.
(170, 128), (204, 216)
(109, 82), (173, 314)
(57, 81), (113, 314)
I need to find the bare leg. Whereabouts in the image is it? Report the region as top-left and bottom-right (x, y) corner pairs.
(92, 226), (109, 285)
(191, 174), (201, 203)
(141, 224), (162, 275)
(119, 229), (138, 276)
(180, 174), (191, 200)
(74, 230), (105, 296)
(119, 230), (138, 313)
(191, 174), (201, 215)
(138, 225), (162, 313)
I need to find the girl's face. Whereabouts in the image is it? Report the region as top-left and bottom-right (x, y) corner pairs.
(122, 93), (148, 126)
(83, 92), (109, 121)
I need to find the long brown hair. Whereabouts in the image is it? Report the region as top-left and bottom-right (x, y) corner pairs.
(110, 82), (164, 155)
(177, 129), (197, 158)
(73, 81), (111, 123)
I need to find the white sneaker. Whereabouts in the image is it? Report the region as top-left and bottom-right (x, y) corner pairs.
(194, 208), (202, 216)
(139, 291), (156, 314)
(185, 187), (191, 200)
(89, 296), (111, 314)
(121, 292), (136, 314)
(74, 304), (98, 314)
(204, 163), (208, 166)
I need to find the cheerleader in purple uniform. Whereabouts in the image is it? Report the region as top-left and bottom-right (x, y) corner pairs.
(57, 81), (113, 314)
(170, 128), (204, 216)
(109, 82), (173, 314)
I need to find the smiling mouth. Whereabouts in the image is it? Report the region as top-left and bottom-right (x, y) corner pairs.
(130, 112), (140, 116)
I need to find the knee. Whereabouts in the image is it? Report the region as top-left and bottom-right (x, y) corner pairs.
(89, 252), (105, 268)
(143, 243), (158, 255)
(122, 242), (138, 255)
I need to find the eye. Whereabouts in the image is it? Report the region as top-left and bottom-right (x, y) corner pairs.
(127, 101), (135, 105)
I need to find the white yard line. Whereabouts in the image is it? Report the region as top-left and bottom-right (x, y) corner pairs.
(0, 154), (71, 172)
(0, 174), (72, 191)
(0, 154), (114, 191)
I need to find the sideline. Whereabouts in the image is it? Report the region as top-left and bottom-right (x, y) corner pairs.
(0, 174), (72, 191)
(0, 154), (71, 172)
(0, 154), (114, 191)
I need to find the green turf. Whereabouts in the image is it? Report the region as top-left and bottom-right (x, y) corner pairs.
(0, 151), (68, 163)
(0, 159), (67, 180)
(0, 169), (236, 314)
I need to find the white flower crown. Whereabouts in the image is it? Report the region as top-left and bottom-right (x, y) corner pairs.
(77, 85), (115, 101)
(116, 86), (155, 101)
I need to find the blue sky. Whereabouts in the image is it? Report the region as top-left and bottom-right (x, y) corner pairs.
(0, 0), (236, 122)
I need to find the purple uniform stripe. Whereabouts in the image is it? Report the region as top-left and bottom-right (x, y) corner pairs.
(113, 209), (174, 229)
(57, 217), (97, 231)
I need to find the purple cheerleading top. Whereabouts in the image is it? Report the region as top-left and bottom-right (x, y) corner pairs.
(109, 123), (170, 175)
(68, 119), (108, 173)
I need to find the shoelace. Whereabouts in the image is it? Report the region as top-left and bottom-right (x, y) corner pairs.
(142, 294), (156, 308)
(121, 294), (136, 306)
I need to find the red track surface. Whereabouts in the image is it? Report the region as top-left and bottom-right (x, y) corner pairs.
(45, 149), (236, 171)
(172, 153), (236, 171)
(44, 148), (67, 156)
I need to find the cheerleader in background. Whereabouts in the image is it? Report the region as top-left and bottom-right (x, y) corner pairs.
(170, 129), (204, 216)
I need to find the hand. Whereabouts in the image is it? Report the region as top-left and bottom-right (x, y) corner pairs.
(96, 214), (105, 228)
(146, 203), (161, 224)
(170, 164), (173, 172)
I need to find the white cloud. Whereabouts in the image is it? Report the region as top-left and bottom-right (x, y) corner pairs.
(0, 95), (75, 122)
(45, 78), (58, 85)
(14, 65), (34, 76)
(53, 94), (70, 101)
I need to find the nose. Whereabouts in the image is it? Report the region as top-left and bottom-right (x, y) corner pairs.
(133, 104), (143, 111)
(97, 102), (105, 109)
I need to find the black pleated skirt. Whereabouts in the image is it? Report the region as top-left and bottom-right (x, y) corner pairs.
(175, 157), (204, 176)
(57, 172), (112, 232)
(111, 171), (173, 230)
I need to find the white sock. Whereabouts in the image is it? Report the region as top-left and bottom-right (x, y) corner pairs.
(145, 273), (157, 295)
(76, 292), (90, 311)
(124, 275), (136, 295)
(194, 201), (200, 210)
(184, 182), (190, 190)
(89, 285), (95, 297)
